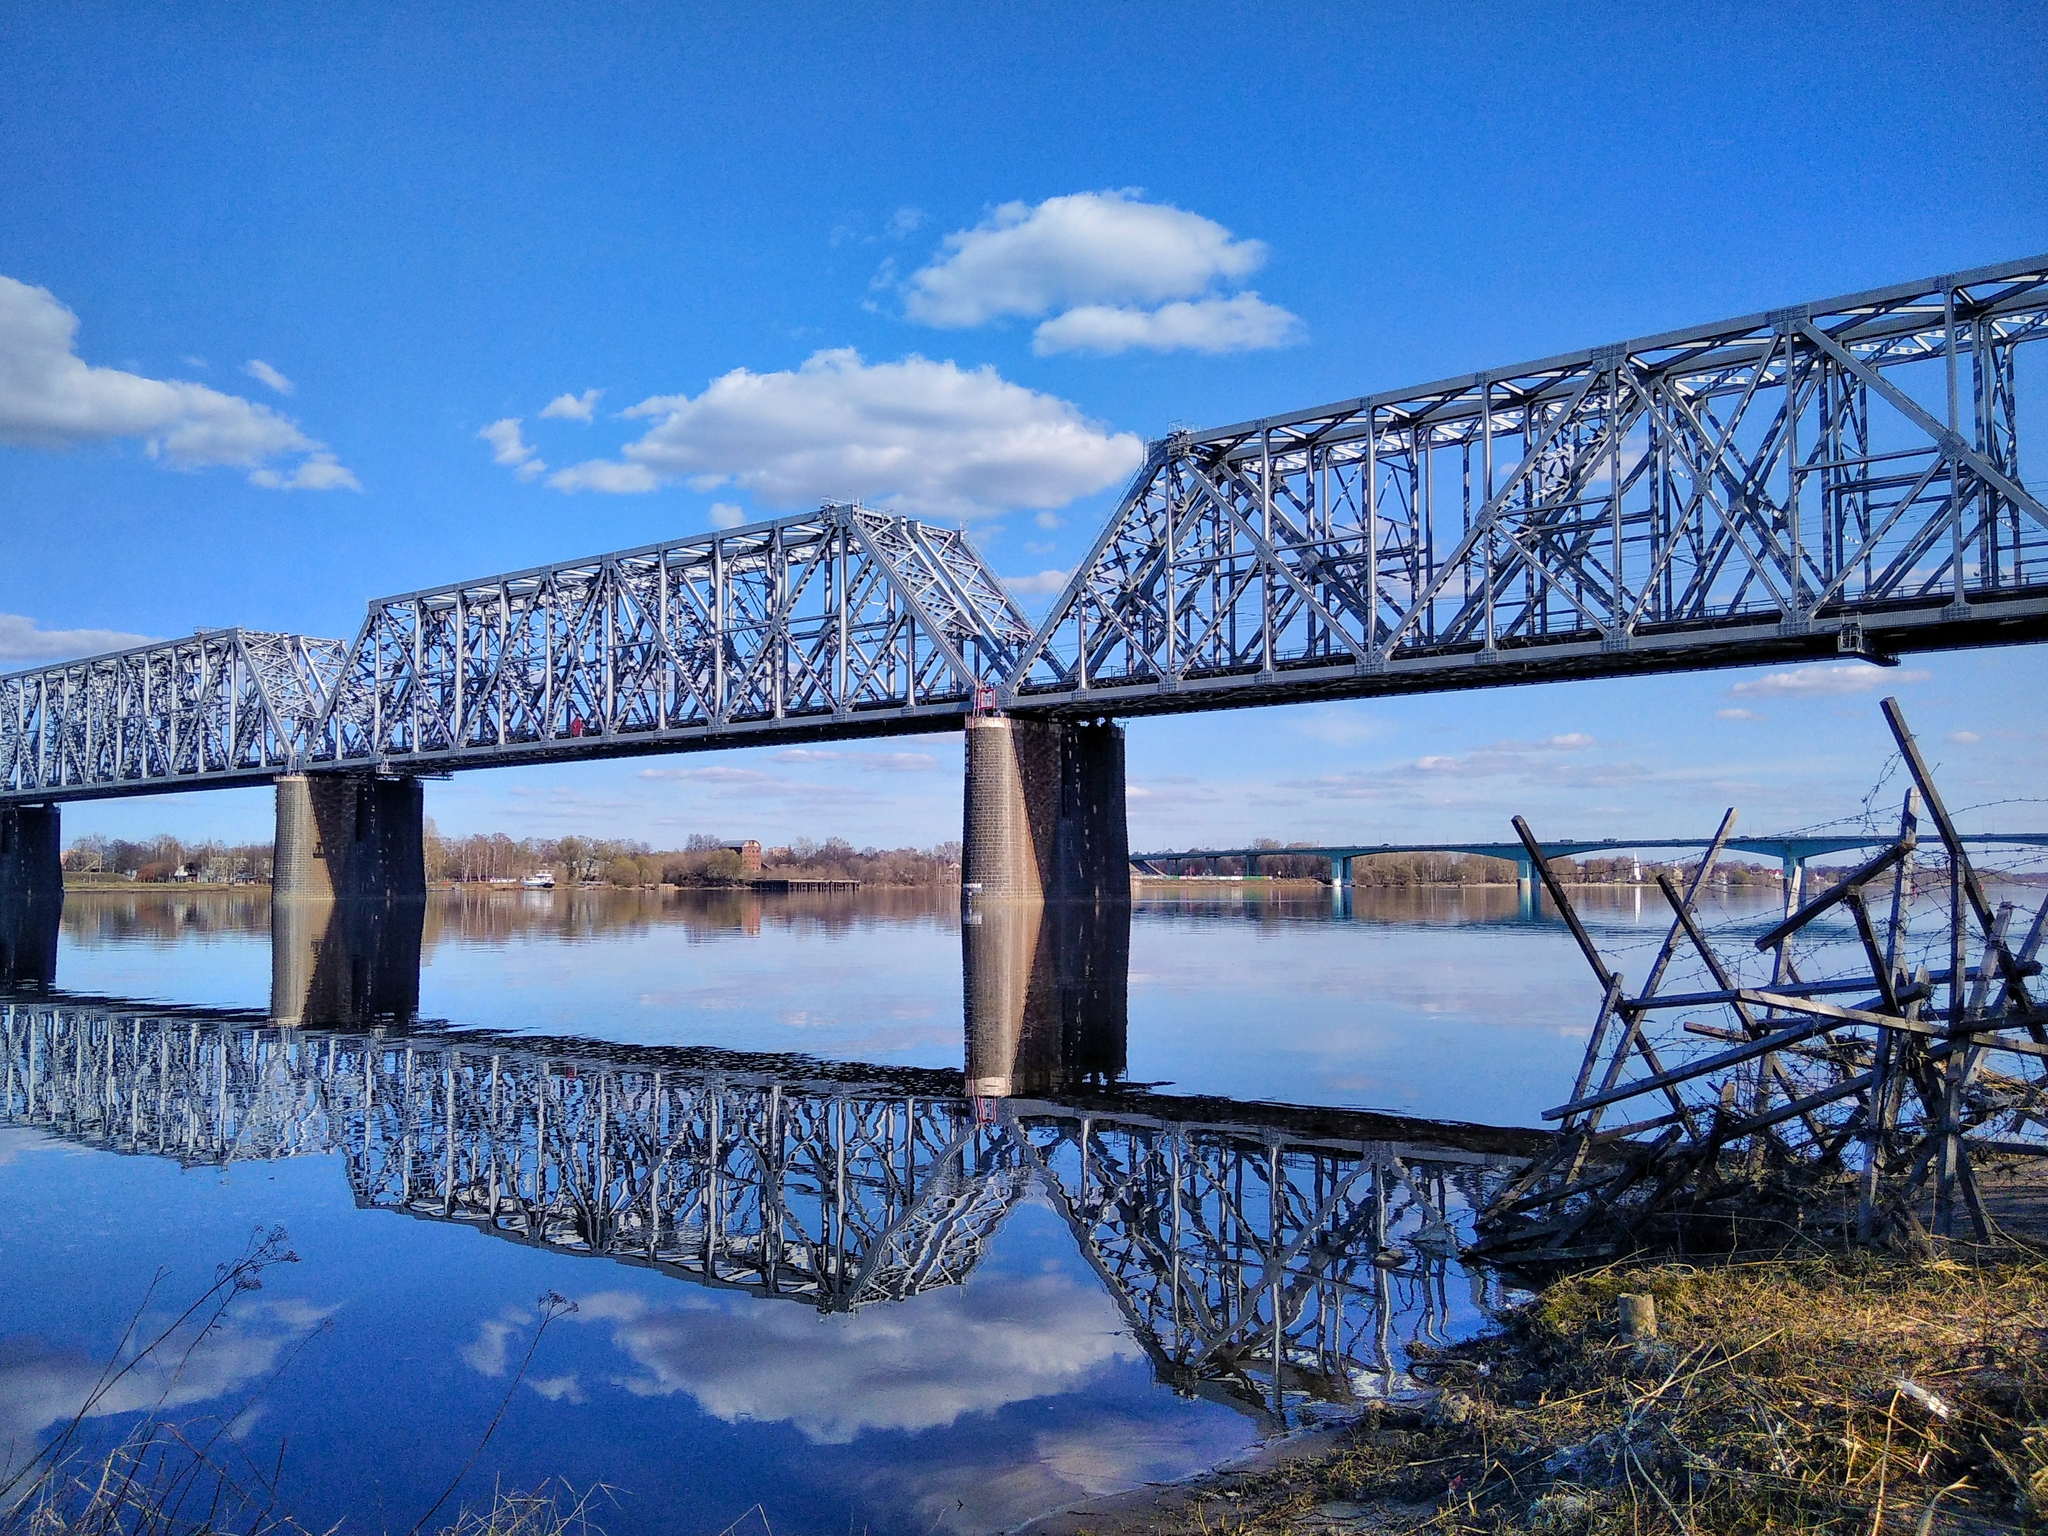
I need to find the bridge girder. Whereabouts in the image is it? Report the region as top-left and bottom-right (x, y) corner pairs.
(999, 254), (2048, 716)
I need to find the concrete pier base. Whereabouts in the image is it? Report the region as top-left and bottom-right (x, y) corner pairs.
(962, 717), (1129, 903)
(962, 898), (1129, 1098)
(0, 804), (62, 986)
(274, 774), (426, 902)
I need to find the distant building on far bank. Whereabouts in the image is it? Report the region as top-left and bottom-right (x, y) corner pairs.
(722, 840), (764, 876)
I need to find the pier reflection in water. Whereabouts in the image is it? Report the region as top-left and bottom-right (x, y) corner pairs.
(4, 893), (1535, 1431)
(0, 886), (58, 986)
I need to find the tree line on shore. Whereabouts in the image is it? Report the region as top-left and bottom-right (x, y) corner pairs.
(63, 834), (273, 884)
(430, 827), (962, 887)
(63, 827), (964, 888)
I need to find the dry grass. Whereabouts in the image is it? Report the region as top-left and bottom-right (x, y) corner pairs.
(1127, 1243), (2048, 1535)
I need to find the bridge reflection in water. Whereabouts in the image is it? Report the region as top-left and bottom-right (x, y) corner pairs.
(2, 899), (1538, 1428)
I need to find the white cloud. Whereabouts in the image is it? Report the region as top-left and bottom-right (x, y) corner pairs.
(478, 417), (546, 482)
(863, 1414), (1231, 1536)
(248, 450), (359, 492)
(902, 191), (1300, 357)
(550, 349), (1141, 517)
(548, 458), (659, 493)
(1413, 734), (1601, 778)
(1948, 730), (1982, 744)
(771, 748), (939, 772)
(1004, 568), (1072, 597)
(886, 207), (926, 238)
(1032, 292), (1303, 356)
(567, 1271), (1137, 1444)
(638, 765), (773, 785)
(540, 388), (603, 422)
(708, 501), (747, 529)
(0, 613), (156, 667)
(1033, 511), (1062, 530)
(527, 1373), (587, 1404)
(1716, 708), (1764, 722)
(459, 1310), (530, 1377)
(905, 190), (1267, 327)
(242, 359), (294, 395)
(1728, 664), (1930, 698)
(0, 275), (353, 487)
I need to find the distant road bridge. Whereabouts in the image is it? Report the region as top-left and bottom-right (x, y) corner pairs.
(1134, 831), (2048, 895)
(2, 995), (1534, 1425)
(3, 255), (2046, 904)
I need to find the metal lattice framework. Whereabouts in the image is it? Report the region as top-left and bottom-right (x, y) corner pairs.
(1003, 254), (2048, 713)
(312, 506), (1034, 771)
(0, 1002), (1524, 1423)
(10, 258), (2045, 802)
(0, 630), (346, 800)
(1, 508), (1035, 801)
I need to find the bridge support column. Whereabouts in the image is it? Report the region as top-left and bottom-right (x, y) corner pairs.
(272, 774), (425, 1026)
(962, 717), (1129, 903)
(274, 774), (426, 902)
(0, 803), (62, 985)
(1517, 854), (1538, 922)
(1779, 851), (1805, 916)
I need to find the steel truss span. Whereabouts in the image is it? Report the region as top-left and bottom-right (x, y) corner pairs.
(2, 1002), (1525, 1425)
(1002, 254), (2048, 715)
(1, 507), (1036, 801)
(8, 257), (2047, 802)
(0, 631), (347, 801)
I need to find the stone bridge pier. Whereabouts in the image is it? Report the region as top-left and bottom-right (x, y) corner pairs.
(273, 774), (427, 902)
(270, 774), (425, 1026)
(0, 803), (63, 985)
(961, 716), (1129, 903)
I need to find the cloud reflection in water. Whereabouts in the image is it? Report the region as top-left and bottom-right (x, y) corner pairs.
(460, 1255), (1138, 1445)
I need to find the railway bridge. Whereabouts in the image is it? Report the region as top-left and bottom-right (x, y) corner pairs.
(4, 255), (2046, 917)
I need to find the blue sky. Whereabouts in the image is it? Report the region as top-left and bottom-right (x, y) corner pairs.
(4, 1), (2045, 853)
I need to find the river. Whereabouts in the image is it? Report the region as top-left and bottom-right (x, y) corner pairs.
(1, 881), (1787, 1535)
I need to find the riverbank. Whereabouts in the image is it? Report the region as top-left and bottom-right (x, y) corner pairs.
(62, 877), (263, 892)
(1024, 1237), (2048, 1534)
(1025, 1165), (2048, 1536)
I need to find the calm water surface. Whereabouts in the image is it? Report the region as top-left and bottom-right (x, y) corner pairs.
(1, 883), (1783, 1535)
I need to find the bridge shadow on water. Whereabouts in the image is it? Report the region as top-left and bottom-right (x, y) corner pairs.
(1, 888), (1549, 1432)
